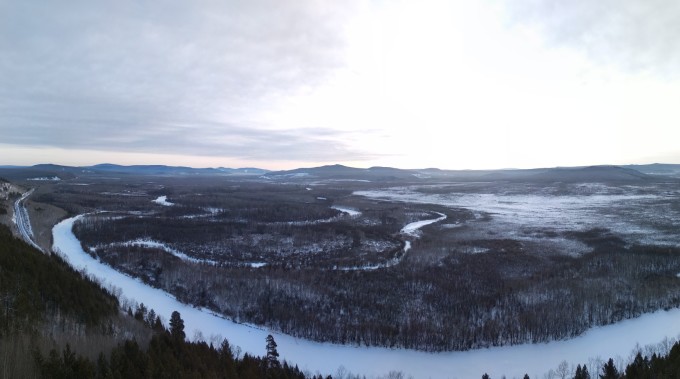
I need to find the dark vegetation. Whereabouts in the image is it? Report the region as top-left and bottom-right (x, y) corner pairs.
(0, 223), (118, 333)
(0, 222), (126, 377)
(34, 310), (311, 379)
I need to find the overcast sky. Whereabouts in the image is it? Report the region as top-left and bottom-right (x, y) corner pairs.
(1, 0), (679, 170)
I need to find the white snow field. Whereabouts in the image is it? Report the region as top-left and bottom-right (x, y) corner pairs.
(355, 184), (680, 248)
(152, 195), (174, 206)
(53, 215), (680, 379)
(331, 205), (362, 217)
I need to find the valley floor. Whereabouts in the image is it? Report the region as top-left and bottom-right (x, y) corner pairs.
(54, 215), (680, 379)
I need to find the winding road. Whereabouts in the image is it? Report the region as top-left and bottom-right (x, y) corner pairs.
(12, 188), (43, 252)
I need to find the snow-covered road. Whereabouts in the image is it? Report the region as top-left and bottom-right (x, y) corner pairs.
(51, 214), (680, 379)
(12, 188), (42, 252)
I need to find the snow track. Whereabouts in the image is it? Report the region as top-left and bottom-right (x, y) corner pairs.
(400, 212), (447, 236)
(12, 189), (43, 252)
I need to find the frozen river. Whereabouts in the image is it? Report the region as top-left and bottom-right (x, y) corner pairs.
(53, 215), (680, 379)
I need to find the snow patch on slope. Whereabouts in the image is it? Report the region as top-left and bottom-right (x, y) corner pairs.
(152, 195), (174, 206)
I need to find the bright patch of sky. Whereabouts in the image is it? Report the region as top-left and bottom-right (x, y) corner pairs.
(1, 0), (679, 169)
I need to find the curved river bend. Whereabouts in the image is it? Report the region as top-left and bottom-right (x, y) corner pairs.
(53, 215), (680, 379)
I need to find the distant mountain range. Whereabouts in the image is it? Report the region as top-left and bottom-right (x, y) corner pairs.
(0, 163), (269, 180)
(0, 163), (679, 182)
(88, 164), (269, 176)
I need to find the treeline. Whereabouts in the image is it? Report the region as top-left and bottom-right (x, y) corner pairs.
(484, 342), (680, 378)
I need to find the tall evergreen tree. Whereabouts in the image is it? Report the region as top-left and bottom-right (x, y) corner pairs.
(266, 334), (280, 368)
(482, 374), (490, 379)
(581, 365), (591, 379)
(574, 364), (592, 379)
(600, 358), (619, 379)
(625, 352), (650, 378)
(170, 310), (186, 341)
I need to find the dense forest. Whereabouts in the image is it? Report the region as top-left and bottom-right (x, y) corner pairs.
(73, 213), (680, 351)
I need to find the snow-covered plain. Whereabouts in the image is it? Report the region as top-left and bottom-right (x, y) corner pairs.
(52, 215), (680, 379)
(356, 184), (680, 249)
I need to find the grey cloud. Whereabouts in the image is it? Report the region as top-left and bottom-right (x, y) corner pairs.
(0, 0), (371, 162)
(502, 0), (680, 77)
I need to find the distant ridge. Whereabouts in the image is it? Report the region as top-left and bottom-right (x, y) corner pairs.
(528, 165), (652, 182)
(89, 164), (269, 176)
(623, 163), (680, 178)
(0, 162), (678, 182)
(264, 164), (418, 181)
(0, 163), (270, 180)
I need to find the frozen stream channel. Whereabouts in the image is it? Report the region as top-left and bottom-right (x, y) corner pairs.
(53, 215), (680, 379)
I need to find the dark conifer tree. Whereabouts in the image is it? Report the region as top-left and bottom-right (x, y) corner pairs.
(581, 365), (591, 379)
(600, 358), (619, 379)
(266, 334), (280, 368)
(170, 310), (186, 341)
(574, 365), (583, 379)
(625, 352), (650, 378)
(482, 374), (490, 379)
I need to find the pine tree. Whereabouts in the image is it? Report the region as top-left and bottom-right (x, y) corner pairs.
(581, 365), (591, 379)
(625, 352), (650, 378)
(523, 374), (530, 379)
(600, 358), (619, 379)
(575, 365), (583, 379)
(482, 374), (490, 379)
(169, 310), (185, 341)
(266, 334), (280, 368)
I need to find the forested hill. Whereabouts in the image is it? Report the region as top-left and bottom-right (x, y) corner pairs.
(0, 223), (119, 332)
(0, 223), (318, 378)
